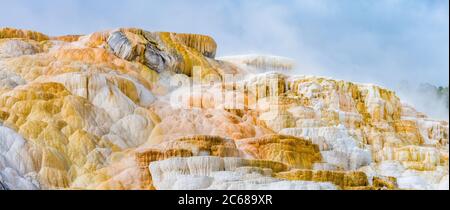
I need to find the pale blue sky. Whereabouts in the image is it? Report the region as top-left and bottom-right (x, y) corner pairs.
(0, 0), (448, 87)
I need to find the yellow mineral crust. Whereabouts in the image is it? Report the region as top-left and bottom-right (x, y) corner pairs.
(237, 135), (322, 169)
(275, 169), (369, 189)
(169, 33), (218, 58)
(0, 27), (49, 42)
(142, 135), (240, 158)
(372, 176), (398, 189)
(51, 35), (82, 42)
(393, 120), (424, 145)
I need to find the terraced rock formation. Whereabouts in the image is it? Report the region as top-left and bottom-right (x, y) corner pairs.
(0, 27), (448, 190)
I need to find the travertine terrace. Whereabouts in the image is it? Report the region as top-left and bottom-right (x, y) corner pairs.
(0, 27), (448, 190)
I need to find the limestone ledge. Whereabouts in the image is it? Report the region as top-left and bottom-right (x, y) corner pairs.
(150, 156), (334, 190)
